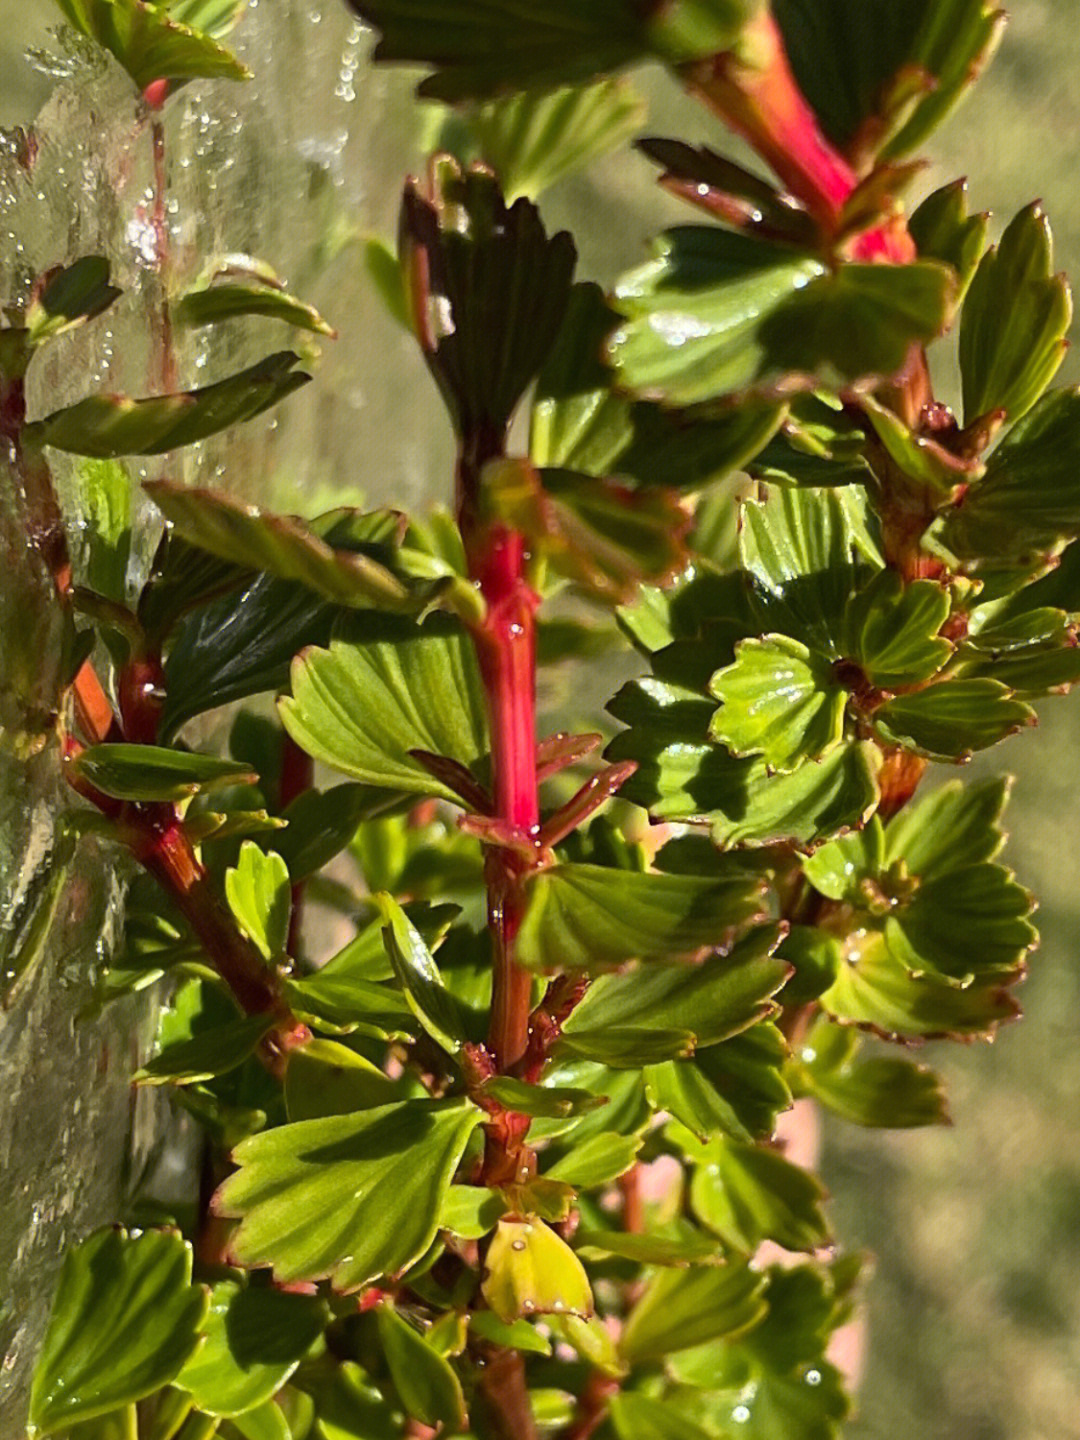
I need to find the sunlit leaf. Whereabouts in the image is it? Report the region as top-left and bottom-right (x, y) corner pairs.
(481, 1217), (593, 1323)
(374, 891), (467, 1054)
(52, 0), (251, 89)
(791, 1016), (949, 1128)
(709, 635), (847, 773)
(874, 678), (1034, 759)
(177, 279), (335, 336)
(619, 1263), (768, 1362)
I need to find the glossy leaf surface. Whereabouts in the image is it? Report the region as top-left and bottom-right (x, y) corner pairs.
(481, 1217), (593, 1323)
(53, 0), (250, 89)
(68, 744), (255, 802)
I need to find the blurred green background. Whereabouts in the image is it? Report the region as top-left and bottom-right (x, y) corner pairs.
(2, 4), (1078, 1438)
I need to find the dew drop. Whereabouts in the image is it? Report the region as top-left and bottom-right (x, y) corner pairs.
(511, 1240), (526, 1252)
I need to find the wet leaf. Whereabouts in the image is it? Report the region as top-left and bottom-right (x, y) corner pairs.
(611, 1394), (713, 1440)
(792, 1016), (949, 1128)
(481, 1217), (593, 1323)
(28, 1227), (208, 1435)
(177, 279), (335, 335)
(686, 1135), (831, 1254)
(709, 635), (847, 773)
(53, 0), (251, 90)
(217, 1097), (481, 1289)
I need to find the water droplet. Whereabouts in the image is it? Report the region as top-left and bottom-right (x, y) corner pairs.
(806, 1369), (821, 1386)
(732, 1404), (751, 1424)
(512, 1240), (526, 1252)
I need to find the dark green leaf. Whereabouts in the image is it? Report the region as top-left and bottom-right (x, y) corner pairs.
(135, 1012), (274, 1086)
(470, 79), (646, 201)
(481, 1217), (593, 1322)
(941, 387), (1080, 561)
(885, 863), (1036, 985)
(611, 227), (952, 404)
(284, 1039), (405, 1121)
(611, 1394), (713, 1440)
(692, 1025), (793, 1140)
(400, 159), (576, 437)
(279, 613), (488, 803)
(25, 257), (121, 345)
(374, 891), (467, 1054)
(36, 353), (309, 459)
(177, 280), (335, 336)
(375, 1304), (467, 1431)
(516, 862), (766, 972)
(776, 926), (842, 1004)
(709, 635), (847, 772)
(478, 1076), (607, 1119)
(959, 204), (1071, 424)
(67, 743), (255, 802)
(619, 1263), (768, 1362)
(874, 678), (1034, 759)
(217, 1097), (481, 1289)
(270, 784), (390, 881)
(177, 1281), (327, 1416)
(52, 0), (250, 89)
(28, 1227), (208, 1435)
(298, 1362), (399, 1440)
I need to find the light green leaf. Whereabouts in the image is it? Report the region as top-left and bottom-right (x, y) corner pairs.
(882, 776), (1009, 879)
(37, 353), (308, 458)
(575, 1228), (719, 1267)
(709, 635), (847, 773)
(874, 678), (1034, 759)
(477, 1076), (607, 1119)
(909, 179), (989, 301)
(177, 1281), (327, 1416)
(439, 1185), (507, 1239)
(53, 0), (250, 90)
(375, 1305), (467, 1432)
(66, 743), (255, 802)
(219, 1398), (290, 1440)
(374, 891), (467, 1054)
(885, 863), (1036, 986)
(517, 861), (765, 973)
(619, 1264), (768, 1363)
(792, 1016), (949, 1128)
(545, 1131), (643, 1187)
(225, 842), (290, 962)
(134, 1012), (273, 1086)
(841, 569), (952, 687)
(610, 1394), (713, 1440)
(470, 79), (646, 201)
(279, 613), (488, 803)
(481, 1217), (593, 1323)
(177, 280), (335, 336)
(217, 1097), (481, 1289)
(469, 1310), (552, 1355)
(611, 227), (952, 405)
(72, 459), (132, 605)
(687, 1136), (831, 1255)
(284, 1039), (404, 1121)
(959, 203), (1072, 424)
(28, 1228), (208, 1436)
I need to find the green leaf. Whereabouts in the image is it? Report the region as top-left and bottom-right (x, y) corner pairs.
(709, 635), (847, 773)
(36, 353), (309, 458)
(776, 925), (842, 1004)
(52, 0), (250, 90)
(819, 929), (1022, 1039)
(177, 1281), (327, 1416)
(284, 1039), (404, 1121)
(300, 1363), (400, 1440)
(66, 743), (255, 802)
(619, 1264), (768, 1363)
(874, 678), (1034, 759)
(281, 972), (415, 1041)
(348, 0), (756, 101)
(909, 180), (989, 301)
(72, 459), (132, 605)
(516, 862), (766, 972)
(941, 387), (1080, 561)
(611, 1394), (713, 1440)
(375, 1305), (467, 1431)
(225, 842), (290, 962)
(373, 891), (467, 1054)
(177, 280), (335, 336)
(439, 1185), (507, 1239)
(147, 486), (422, 613)
(481, 1217), (593, 1323)
(545, 1131), (643, 1187)
(400, 159), (576, 438)
(477, 1076), (607, 1119)
(692, 1026), (793, 1140)
(270, 783), (388, 881)
(470, 79), (646, 201)
(25, 257), (121, 345)
(958, 607), (1080, 694)
(792, 1016), (949, 1128)
(882, 775), (1008, 878)
(885, 863), (1036, 986)
(858, 394), (984, 497)
(610, 227), (953, 405)
(28, 1227), (208, 1436)
(469, 1310), (552, 1355)
(959, 204), (1072, 424)
(560, 924), (789, 1055)
(841, 569), (952, 687)
(279, 613), (488, 803)
(686, 1135), (831, 1255)
(217, 1097), (481, 1289)
(135, 1011), (274, 1086)
(576, 1227), (719, 1267)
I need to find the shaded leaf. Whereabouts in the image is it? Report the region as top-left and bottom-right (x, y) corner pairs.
(284, 1039), (404, 1121)
(374, 891), (467, 1053)
(439, 1185), (507, 1239)
(135, 1012), (274, 1086)
(959, 204), (1071, 424)
(792, 1016), (949, 1128)
(874, 678), (1034, 759)
(217, 1097), (481, 1289)
(909, 179), (989, 301)
(28, 1227), (208, 1435)
(575, 1228), (719, 1267)
(177, 1280), (328, 1416)
(885, 863), (1036, 986)
(619, 1263), (768, 1362)
(177, 280), (335, 336)
(686, 1135), (831, 1254)
(25, 257), (121, 346)
(279, 613), (488, 803)
(375, 1305), (467, 1431)
(882, 775), (1008, 878)
(67, 743), (255, 802)
(477, 1076), (607, 1119)
(37, 353), (308, 458)
(481, 1217), (593, 1323)
(611, 1394), (713, 1440)
(516, 861), (766, 972)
